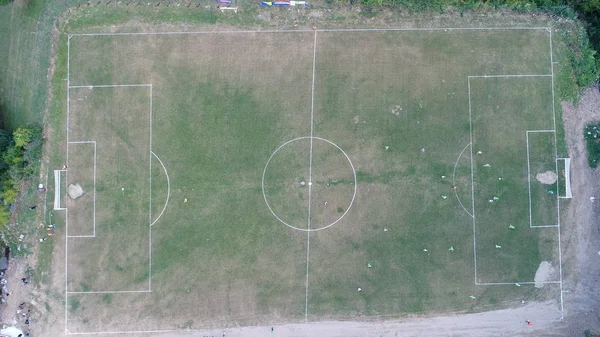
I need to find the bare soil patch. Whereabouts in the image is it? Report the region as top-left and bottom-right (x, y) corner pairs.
(536, 171), (558, 185)
(67, 183), (83, 199)
(534, 261), (555, 288)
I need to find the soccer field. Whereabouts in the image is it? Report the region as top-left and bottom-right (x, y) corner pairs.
(61, 28), (564, 334)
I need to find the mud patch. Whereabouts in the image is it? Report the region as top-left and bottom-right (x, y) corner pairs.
(68, 183), (84, 199)
(536, 171), (558, 185)
(534, 261), (556, 288)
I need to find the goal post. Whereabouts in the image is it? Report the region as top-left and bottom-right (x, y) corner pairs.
(557, 158), (572, 199)
(54, 169), (66, 210)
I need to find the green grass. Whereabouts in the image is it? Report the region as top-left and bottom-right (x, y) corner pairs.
(59, 29), (562, 332)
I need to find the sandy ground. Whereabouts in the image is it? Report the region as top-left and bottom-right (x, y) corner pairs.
(60, 301), (560, 337)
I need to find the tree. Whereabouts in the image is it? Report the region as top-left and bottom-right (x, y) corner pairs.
(12, 126), (32, 148)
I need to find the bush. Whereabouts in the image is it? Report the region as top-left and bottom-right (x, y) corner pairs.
(584, 123), (600, 168)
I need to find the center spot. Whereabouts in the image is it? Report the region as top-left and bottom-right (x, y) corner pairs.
(262, 137), (357, 232)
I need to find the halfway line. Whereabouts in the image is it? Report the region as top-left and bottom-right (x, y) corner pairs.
(305, 30), (318, 322)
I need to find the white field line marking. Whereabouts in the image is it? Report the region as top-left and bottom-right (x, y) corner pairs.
(65, 34), (71, 335)
(305, 30), (317, 322)
(69, 27), (550, 37)
(66, 29), (559, 334)
(67, 290), (151, 294)
(468, 74), (552, 78)
(477, 281), (561, 286)
(67, 235), (95, 238)
(149, 151), (170, 227)
(453, 142), (474, 218)
(94, 141), (97, 237)
(526, 132), (533, 229)
(527, 129), (556, 133)
(261, 137), (357, 232)
(149, 85), (153, 292)
(66, 141), (97, 237)
(68, 84), (152, 88)
(550, 27), (565, 319)
(468, 77), (477, 284)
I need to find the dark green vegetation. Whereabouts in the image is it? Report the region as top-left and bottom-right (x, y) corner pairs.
(60, 29), (562, 332)
(0, 125), (42, 233)
(584, 123), (600, 168)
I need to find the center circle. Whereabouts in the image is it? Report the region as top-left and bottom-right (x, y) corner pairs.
(262, 136), (357, 232)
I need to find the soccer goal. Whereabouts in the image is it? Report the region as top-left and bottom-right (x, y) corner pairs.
(54, 169), (66, 210)
(557, 158), (573, 199)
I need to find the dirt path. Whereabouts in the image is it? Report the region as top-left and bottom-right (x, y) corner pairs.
(552, 87), (600, 336)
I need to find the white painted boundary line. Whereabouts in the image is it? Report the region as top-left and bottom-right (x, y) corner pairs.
(65, 27), (562, 335)
(69, 26), (550, 37)
(304, 30), (317, 322)
(68, 84), (152, 88)
(149, 84), (153, 292)
(468, 78), (477, 286)
(468, 74), (552, 78)
(67, 290), (151, 294)
(549, 27), (565, 320)
(525, 130), (558, 229)
(65, 34), (71, 335)
(480, 281), (561, 285)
